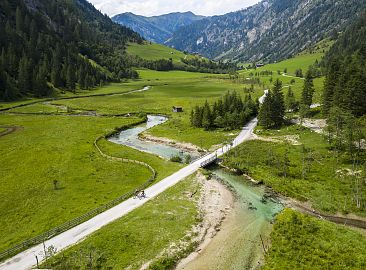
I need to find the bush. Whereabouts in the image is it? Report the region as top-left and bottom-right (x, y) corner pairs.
(170, 155), (182, 163)
(149, 256), (176, 270)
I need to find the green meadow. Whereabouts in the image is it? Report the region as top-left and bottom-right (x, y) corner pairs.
(264, 209), (366, 269)
(127, 42), (187, 63)
(0, 113), (181, 252)
(47, 73), (247, 149)
(44, 174), (200, 270)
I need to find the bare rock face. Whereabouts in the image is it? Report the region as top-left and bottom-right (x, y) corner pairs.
(166, 0), (366, 63)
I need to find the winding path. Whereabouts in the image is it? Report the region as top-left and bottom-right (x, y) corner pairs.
(0, 126), (21, 137)
(0, 119), (259, 270)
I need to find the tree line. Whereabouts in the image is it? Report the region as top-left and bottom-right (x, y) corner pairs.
(190, 91), (258, 130)
(0, 0), (143, 101)
(323, 12), (366, 118)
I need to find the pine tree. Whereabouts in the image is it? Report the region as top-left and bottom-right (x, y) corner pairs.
(202, 101), (212, 130)
(258, 90), (274, 129)
(272, 79), (285, 127)
(16, 6), (24, 34)
(285, 87), (298, 112)
(17, 55), (30, 95)
(301, 70), (315, 107)
(66, 65), (76, 92)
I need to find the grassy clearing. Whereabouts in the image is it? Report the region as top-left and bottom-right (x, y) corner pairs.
(259, 53), (324, 75)
(1, 82), (148, 112)
(264, 209), (366, 269)
(127, 42), (187, 63)
(8, 103), (61, 114)
(223, 123), (366, 216)
(137, 69), (212, 80)
(44, 175), (201, 270)
(0, 114), (159, 252)
(238, 51), (326, 103)
(98, 139), (182, 181)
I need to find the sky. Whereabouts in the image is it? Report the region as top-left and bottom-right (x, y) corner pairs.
(88, 0), (261, 17)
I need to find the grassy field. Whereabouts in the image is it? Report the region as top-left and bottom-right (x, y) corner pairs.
(0, 114), (181, 252)
(127, 42), (187, 63)
(0, 82), (149, 112)
(264, 209), (366, 269)
(43, 175), (201, 270)
(238, 49), (326, 104)
(257, 53), (324, 75)
(223, 123), (366, 216)
(48, 73), (247, 149)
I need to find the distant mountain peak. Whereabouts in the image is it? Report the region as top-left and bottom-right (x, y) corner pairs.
(112, 11), (205, 44)
(167, 0), (366, 63)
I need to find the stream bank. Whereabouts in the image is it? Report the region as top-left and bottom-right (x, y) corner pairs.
(178, 167), (283, 270)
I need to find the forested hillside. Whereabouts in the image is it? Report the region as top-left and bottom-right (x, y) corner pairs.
(323, 12), (366, 117)
(167, 0), (366, 63)
(0, 0), (143, 101)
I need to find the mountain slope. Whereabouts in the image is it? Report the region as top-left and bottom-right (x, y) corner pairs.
(0, 0), (143, 101)
(166, 0), (366, 63)
(323, 12), (366, 117)
(112, 12), (205, 44)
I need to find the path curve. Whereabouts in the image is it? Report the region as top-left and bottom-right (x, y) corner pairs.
(0, 126), (22, 137)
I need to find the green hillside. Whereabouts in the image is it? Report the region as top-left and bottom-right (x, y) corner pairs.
(127, 42), (187, 63)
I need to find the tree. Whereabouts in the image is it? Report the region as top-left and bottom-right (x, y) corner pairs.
(66, 65), (76, 92)
(285, 87), (298, 112)
(16, 6), (24, 34)
(295, 69), (303, 78)
(301, 70), (315, 108)
(17, 55), (30, 95)
(259, 90), (274, 129)
(259, 80), (285, 129)
(202, 101), (212, 130)
(271, 79), (285, 127)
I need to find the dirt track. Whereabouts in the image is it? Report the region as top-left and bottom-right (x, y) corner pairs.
(0, 126), (22, 137)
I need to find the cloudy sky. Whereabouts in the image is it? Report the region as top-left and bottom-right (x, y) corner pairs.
(88, 0), (260, 17)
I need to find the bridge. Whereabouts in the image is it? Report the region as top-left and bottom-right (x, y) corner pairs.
(200, 154), (218, 167)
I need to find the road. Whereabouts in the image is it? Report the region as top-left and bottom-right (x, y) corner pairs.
(0, 95), (263, 270)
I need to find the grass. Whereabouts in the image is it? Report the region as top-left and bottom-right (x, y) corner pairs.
(223, 123), (366, 216)
(264, 209), (366, 269)
(8, 103), (61, 114)
(0, 114), (172, 252)
(43, 174), (201, 270)
(238, 49), (327, 104)
(257, 53), (324, 75)
(50, 75), (246, 149)
(127, 42), (187, 63)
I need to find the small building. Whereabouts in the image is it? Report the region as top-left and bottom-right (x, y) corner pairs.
(172, 106), (183, 113)
(256, 63), (265, 68)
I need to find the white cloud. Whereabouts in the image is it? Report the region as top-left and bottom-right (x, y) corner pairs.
(88, 0), (260, 17)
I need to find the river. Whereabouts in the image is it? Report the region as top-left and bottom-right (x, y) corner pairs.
(109, 115), (283, 269)
(180, 167), (282, 270)
(108, 115), (200, 160)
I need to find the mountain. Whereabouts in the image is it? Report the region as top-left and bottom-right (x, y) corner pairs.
(0, 0), (143, 101)
(112, 12), (205, 44)
(166, 0), (366, 63)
